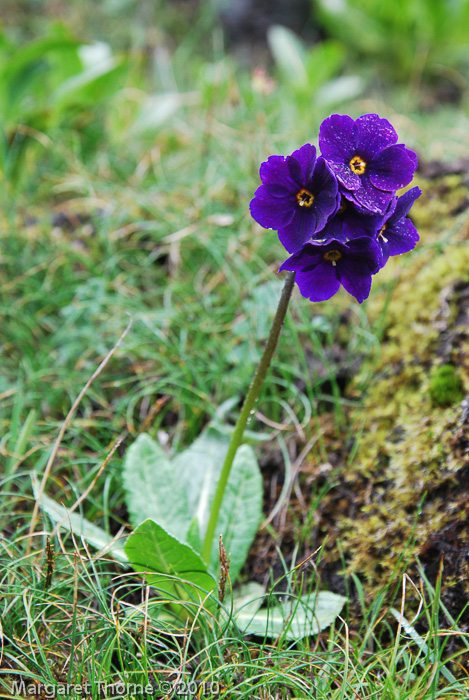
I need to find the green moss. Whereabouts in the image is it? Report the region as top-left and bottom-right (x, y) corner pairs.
(430, 364), (464, 407)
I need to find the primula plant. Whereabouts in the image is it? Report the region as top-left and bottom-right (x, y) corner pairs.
(41, 113), (420, 641)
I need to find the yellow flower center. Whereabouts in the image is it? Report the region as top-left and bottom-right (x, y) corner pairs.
(379, 223), (388, 242)
(323, 250), (342, 266)
(296, 188), (314, 207)
(349, 155), (367, 175)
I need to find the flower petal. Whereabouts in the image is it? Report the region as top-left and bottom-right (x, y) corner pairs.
(319, 114), (356, 162)
(291, 143), (317, 183)
(378, 240), (390, 268)
(385, 218), (420, 256)
(250, 189), (296, 229)
(351, 177), (394, 214)
(310, 158), (339, 230)
(259, 155), (297, 191)
(330, 162), (361, 191)
(317, 214), (348, 242)
(389, 186), (421, 222)
(355, 114), (397, 159)
(253, 184), (292, 201)
(286, 155), (304, 187)
(397, 143), (418, 169)
(296, 263), (341, 302)
(338, 205), (382, 241)
(348, 236), (381, 264)
(370, 145), (418, 190)
(338, 257), (373, 302)
(314, 190), (340, 232)
(278, 208), (318, 253)
(279, 246), (324, 273)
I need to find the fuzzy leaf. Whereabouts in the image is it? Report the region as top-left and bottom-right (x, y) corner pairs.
(124, 519), (216, 609)
(209, 445), (263, 582)
(236, 591), (347, 640)
(186, 516), (202, 552)
(267, 25), (308, 86)
(231, 582), (265, 617)
(122, 433), (191, 540)
(173, 428), (263, 582)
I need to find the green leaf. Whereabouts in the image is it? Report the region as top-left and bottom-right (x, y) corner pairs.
(186, 517), (201, 552)
(122, 426), (262, 584)
(173, 427), (263, 582)
(209, 445), (262, 583)
(124, 519), (216, 609)
(231, 582), (265, 617)
(1, 34), (80, 86)
(304, 40), (345, 93)
(235, 591), (347, 640)
(122, 433), (191, 541)
(267, 25), (308, 86)
(52, 56), (128, 111)
(173, 426), (229, 535)
(0, 33), (81, 125)
(32, 476), (128, 563)
(128, 93), (183, 136)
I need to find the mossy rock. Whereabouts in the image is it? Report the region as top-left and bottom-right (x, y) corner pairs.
(246, 173), (469, 630)
(313, 172), (469, 618)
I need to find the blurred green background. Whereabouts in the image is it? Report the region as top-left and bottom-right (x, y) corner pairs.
(1, 0), (469, 198)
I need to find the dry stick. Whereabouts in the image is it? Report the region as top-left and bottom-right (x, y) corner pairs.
(48, 392), (167, 537)
(26, 318), (133, 555)
(136, 395), (169, 435)
(50, 434), (125, 539)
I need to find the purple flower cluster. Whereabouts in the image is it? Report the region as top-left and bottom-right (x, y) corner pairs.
(250, 113), (421, 303)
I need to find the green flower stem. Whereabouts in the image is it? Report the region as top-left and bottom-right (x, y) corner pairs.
(202, 271), (296, 566)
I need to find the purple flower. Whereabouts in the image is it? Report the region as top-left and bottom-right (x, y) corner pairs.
(250, 143), (339, 253)
(316, 194), (382, 243)
(279, 237), (381, 303)
(376, 186), (421, 267)
(319, 114), (418, 214)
